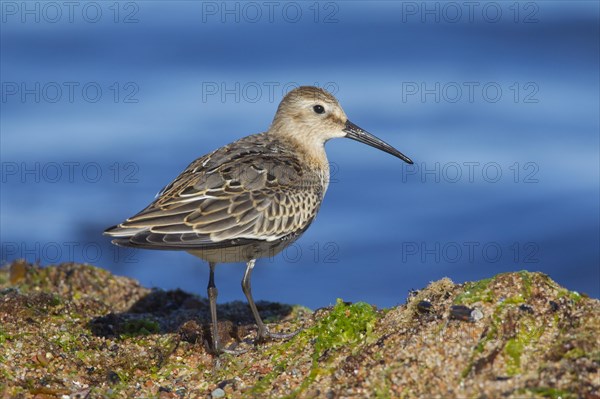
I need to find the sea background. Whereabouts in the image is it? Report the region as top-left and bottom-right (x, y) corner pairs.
(1, 1), (598, 308)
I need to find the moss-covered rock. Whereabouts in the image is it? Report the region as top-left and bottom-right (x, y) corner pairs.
(0, 261), (598, 398)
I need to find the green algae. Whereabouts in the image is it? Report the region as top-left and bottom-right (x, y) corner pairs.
(249, 361), (288, 395)
(2, 263), (599, 398)
(501, 312), (544, 376)
(518, 270), (533, 297)
(249, 299), (381, 398)
(562, 347), (586, 360)
(454, 277), (493, 304)
(0, 327), (7, 346)
(455, 271), (536, 306)
(504, 337), (523, 375)
(311, 299), (379, 359)
(120, 318), (160, 338)
(522, 387), (578, 399)
(293, 300), (379, 396)
(460, 271), (551, 379)
(557, 289), (583, 304)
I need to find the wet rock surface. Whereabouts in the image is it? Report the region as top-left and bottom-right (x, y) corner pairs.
(0, 261), (598, 398)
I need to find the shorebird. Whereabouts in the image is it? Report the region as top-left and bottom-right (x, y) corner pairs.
(104, 86), (413, 353)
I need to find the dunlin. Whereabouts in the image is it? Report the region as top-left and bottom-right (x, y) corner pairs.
(105, 86), (413, 353)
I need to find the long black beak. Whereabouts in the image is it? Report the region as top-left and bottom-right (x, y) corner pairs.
(343, 120), (413, 164)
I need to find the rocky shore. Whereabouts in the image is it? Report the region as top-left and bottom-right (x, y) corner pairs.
(0, 261), (598, 398)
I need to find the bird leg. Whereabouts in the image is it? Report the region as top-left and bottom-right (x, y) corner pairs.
(207, 262), (246, 355)
(207, 262), (221, 353)
(241, 259), (299, 341)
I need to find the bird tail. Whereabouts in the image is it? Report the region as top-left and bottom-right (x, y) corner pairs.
(103, 224), (149, 247)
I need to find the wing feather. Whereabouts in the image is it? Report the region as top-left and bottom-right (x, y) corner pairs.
(104, 134), (324, 249)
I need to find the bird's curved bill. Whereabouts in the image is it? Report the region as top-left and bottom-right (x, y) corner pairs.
(343, 120), (413, 164)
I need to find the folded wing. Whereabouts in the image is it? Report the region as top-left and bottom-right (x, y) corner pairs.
(104, 135), (323, 250)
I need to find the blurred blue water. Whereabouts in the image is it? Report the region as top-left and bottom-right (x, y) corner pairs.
(1, 1), (598, 308)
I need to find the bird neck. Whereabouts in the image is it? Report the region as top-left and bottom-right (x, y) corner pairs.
(270, 129), (329, 173)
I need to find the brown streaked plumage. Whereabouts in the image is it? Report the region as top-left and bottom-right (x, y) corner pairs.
(104, 86), (413, 354)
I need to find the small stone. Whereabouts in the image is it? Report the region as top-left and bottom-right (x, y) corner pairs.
(179, 320), (203, 344)
(218, 379), (236, 389)
(417, 300), (433, 313)
(470, 308), (484, 322)
(450, 305), (472, 321)
(450, 305), (483, 322)
(211, 388), (226, 398)
(407, 289), (419, 301)
(519, 304), (534, 314)
(107, 370), (121, 384)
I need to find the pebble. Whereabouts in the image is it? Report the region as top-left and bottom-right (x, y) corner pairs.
(450, 305), (472, 321)
(470, 308), (484, 322)
(450, 305), (483, 322)
(519, 304), (534, 314)
(211, 388), (226, 398)
(417, 300), (433, 313)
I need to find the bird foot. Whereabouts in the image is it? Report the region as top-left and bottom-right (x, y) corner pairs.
(211, 342), (248, 356)
(256, 326), (301, 343)
(219, 346), (248, 355)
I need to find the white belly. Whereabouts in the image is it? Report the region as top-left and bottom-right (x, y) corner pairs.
(187, 238), (296, 264)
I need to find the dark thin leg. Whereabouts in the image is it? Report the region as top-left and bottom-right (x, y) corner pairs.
(242, 259), (299, 341)
(207, 262), (220, 353)
(207, 262), (246, 356)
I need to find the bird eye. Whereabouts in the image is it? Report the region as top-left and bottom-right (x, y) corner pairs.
(313, 105), (325, 114)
